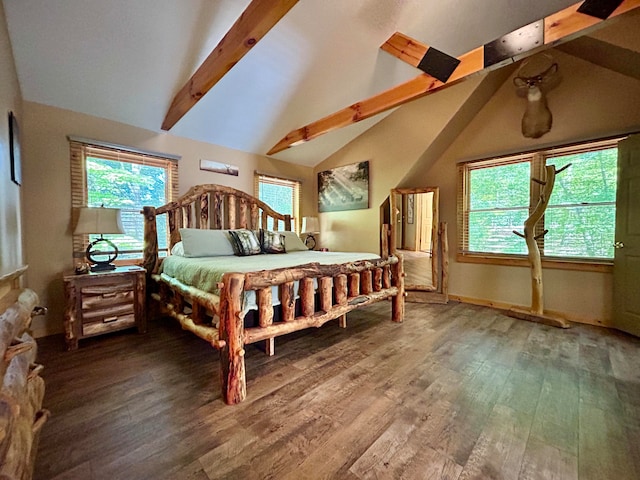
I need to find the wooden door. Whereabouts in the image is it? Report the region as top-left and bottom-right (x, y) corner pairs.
(613, 134), (640, 336)
(419, 192), (433, 252)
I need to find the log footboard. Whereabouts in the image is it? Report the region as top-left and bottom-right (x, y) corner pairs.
(148, 256), (405, 405)
(218, 256), (404, 404)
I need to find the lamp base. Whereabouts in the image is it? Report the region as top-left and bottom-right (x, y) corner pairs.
(304, 234), (317, 250)
(90, 262), (117, 272)
(86, 237), (119, 272)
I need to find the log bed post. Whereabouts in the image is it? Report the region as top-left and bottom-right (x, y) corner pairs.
(213, 192), (223, 229)
(373, 268), (383, 292)
(348, 273), (360, 297)
(381, 224), (390, 259)
(391, 255), (405, 323)
(299, 278), (315, 317)
(257, 288), (275, 356)
(334, 275), (347, 306)
(218, 273), (247, 405)
(360, 270), (373, 295)
(142, 206), (159, 274)
(382, 265), (391, 289)
(250, 203), (259, 229)
(183, 205), (192, 228)
(319, 277), (333, 313)
(200, 193), (209, 228)
(280, 282), (295, 321)
(335, 274), (348, 328)
(239, 198), (248, 228)
(168, 209), (181, 248)
(227, 195), (237, 229)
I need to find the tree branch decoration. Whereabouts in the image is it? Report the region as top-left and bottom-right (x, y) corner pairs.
(511, 163), (571, 327)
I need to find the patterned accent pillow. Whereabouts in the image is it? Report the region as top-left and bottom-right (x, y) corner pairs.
(228, 229), (262, 256)
(260, 229), (286, 254)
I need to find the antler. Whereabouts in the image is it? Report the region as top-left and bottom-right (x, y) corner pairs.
(513, 53), (559, 91)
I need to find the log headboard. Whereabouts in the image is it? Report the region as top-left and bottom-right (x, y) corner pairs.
(142, 184), (294, 275)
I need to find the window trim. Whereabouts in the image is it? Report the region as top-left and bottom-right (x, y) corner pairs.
(70, 138), (179, 264)
(457, 137), (621, 271)
(456, 252), (613, 273)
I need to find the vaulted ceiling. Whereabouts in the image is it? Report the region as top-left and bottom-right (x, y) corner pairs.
(3, 0), (639, 167)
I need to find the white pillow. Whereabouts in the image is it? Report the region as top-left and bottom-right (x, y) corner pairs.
(170, 241), (185, 256)
(179, 228), (235, 257)
(276, 231), (308, 252)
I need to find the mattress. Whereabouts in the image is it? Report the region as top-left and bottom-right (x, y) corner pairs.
(160, 250), (379, 313)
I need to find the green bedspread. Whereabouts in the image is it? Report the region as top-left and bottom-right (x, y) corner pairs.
(160, 250), (379, 312)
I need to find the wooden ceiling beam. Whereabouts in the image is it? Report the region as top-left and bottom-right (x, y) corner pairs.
(162, 0), (299, 131)
(379, 31), (428, 68)
(268, 0), (640, 155)
(382, 1), (640, 70)
(266, 48), (482, 155)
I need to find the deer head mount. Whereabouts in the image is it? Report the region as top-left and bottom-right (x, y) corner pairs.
(513, 55), (561, 139)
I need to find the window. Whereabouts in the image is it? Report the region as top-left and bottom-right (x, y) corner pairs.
(458, 138), (619, 265)
(255, 173), (301, 232)
(70, 139), (179, 262)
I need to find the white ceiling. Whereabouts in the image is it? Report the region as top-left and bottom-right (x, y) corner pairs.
(3, 0), (580, 166)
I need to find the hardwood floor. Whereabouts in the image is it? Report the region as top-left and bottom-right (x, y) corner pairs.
(33, 302), (640, 479)
(398, 249), (432, 287)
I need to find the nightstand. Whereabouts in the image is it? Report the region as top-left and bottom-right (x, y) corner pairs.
(63, 266), (146, 350)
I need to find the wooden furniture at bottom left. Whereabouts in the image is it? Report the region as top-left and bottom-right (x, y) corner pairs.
(1, 266), (49, 480)
(63, 266), (146, 351)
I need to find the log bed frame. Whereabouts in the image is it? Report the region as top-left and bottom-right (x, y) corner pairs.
(142, 184), (405, 405)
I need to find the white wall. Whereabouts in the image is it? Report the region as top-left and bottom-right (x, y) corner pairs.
(0, 1), (23, 274)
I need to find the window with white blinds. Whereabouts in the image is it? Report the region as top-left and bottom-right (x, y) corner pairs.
(458, 138), (619, 264)
(254, 173), (300, 232)
(70, 139), (179, 262)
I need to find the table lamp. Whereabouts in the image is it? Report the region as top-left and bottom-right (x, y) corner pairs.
(74, 205), (125, 272)
(301, 216), (320, 250)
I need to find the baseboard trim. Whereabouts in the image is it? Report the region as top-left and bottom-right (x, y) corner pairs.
(448, 294), (608, 328)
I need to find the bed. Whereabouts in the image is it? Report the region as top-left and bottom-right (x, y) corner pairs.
(142, 184), (405, 404)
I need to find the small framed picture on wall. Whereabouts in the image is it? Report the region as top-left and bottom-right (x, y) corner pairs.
(407, 194), (414, 224)
(9, 111), (21, 186)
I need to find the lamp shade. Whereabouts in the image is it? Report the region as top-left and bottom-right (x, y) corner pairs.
(301, 216), (320, 234)
(74, 206), (125, 235)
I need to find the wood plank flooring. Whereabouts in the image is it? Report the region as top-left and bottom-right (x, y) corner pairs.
(398, 249), (432, 287)
(33, 302), (640, 479)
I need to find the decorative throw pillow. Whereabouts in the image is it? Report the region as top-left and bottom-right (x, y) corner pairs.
(260, 229), (286, 254)
(276, 230), (309, 252)
(170, 241), (185, 256)
(228, 229), (262, 256)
